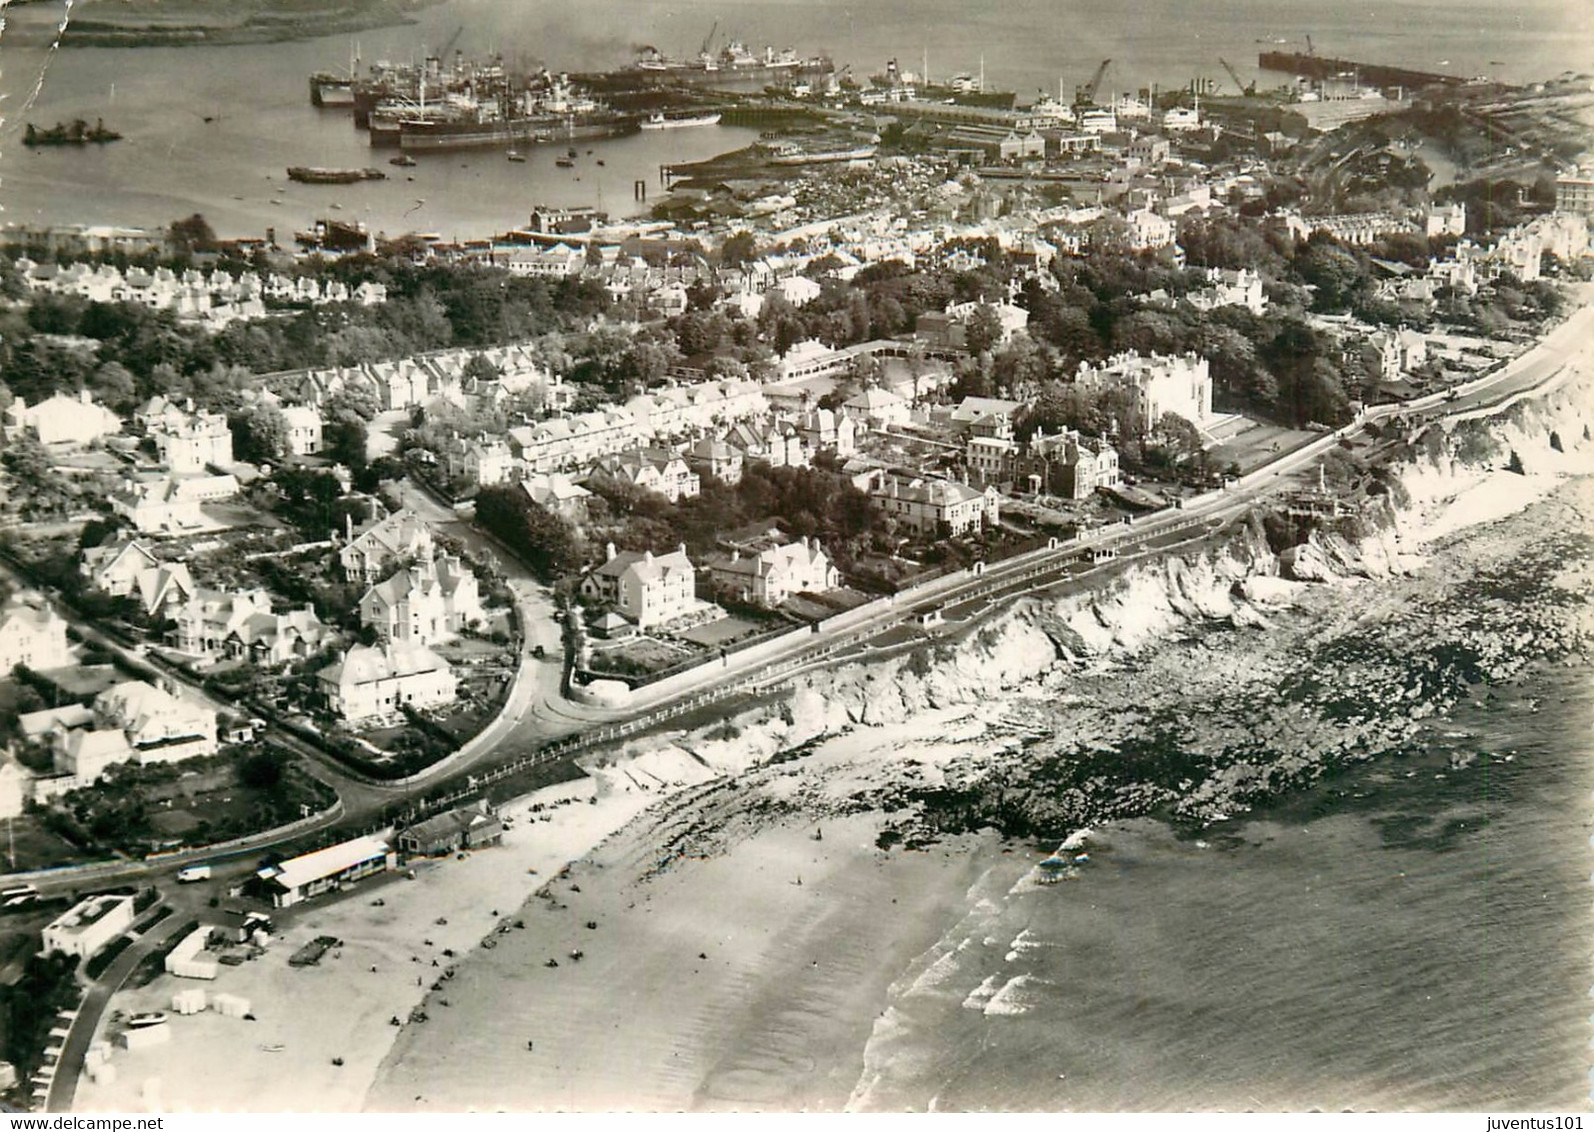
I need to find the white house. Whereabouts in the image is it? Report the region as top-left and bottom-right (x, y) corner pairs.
(317, 642), (457, 723)
(687, 437), (744, 486)
(594, 449), (701, 504)
(92, 680), (218, 764)
(153, 410), (233, 474)
(842, 387), (910, 430)
(0, 593), (73, 672)
(580, 544), (698, 629)
(167, 589), (274, 660)
(710, 537), (839, 608)
(1125, 208), (1177, 251)
(520, 472), (592, 521)
(4, 390), (123, 447)
(869, 474), (1001, 536)
(110, 474), (239, 533)
(1074, 350), (1214, 428)
(281, 405), (324, 456)
(340, 510), (435, 584)
(449, 437), (517, 487)
(360, 552), (483, 646)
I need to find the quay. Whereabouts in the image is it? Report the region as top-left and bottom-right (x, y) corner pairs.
(1257, 50), (1477, 89)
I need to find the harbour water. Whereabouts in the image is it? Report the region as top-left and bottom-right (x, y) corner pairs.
(1, 0), (1588, 239)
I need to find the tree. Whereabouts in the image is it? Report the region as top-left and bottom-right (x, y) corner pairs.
(475, 485), (581, 582)
(240, 749), (288, 790)
(963, 303), (1004, 357)
(1294, 236), (1368, 312)
(720, 230), (758, 267)
(323, 413), (369, 471)
(89, 361), (138, 413)
(230, 404), (290, 463)
(325, 384), (380, 422)
(169, 213), (218, 255)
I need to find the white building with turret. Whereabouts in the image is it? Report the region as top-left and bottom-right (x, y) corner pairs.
(1075, 350), (1214, 428)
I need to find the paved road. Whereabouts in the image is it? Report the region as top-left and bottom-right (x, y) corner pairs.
(12, 296), (1593, 890)
(24, 295), (1594, 1113)
(44, 909), (192, 1113)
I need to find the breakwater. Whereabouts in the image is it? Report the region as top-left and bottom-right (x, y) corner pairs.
(1259, 50), (1470, 89)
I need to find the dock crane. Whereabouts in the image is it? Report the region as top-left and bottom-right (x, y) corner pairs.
(1219, 57), (1257, 96)
(700, 21), (718, 60)
(437, 24), (464, 58)
(1074, 58), (1111, 106)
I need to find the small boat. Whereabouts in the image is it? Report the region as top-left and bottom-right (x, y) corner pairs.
(389, 154), (416, 167)
(259, 1043), (285, 1053)
(595, 159), (605, 166)
(126, 1012), (168, 1029)
(555, 157), (575, 168)
(567, 146), (578, 158)
(506, 150), (526, 162)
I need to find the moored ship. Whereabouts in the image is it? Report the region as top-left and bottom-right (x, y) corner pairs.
(764, 142), (877, 165)
(24, 119), (121, 146)
(394, 111), (638, 150)
(640, 110), (723, 130)
(286, 166), (387, 184)
(626, 41), (833, 87)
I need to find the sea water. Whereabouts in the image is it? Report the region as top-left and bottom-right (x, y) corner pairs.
(851, 484), (1592, 1112)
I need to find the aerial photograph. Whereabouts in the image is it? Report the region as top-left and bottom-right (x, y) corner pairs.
(0, 0), (1589, 1115)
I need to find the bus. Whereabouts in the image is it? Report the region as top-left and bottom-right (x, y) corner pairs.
(1, 885), (40, 908)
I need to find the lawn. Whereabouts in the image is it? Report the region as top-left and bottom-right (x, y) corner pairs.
(1206, 419), (1321, 475)
(676, 615), (769, 647)
(2, 813), (98, 871)
(585, 635), (696, 678)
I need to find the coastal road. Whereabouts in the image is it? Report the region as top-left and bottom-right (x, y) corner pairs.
(25, 295), (1594, 1114)
(11, 295), (1593, 885)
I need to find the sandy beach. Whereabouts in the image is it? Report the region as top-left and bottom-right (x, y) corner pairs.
(73, 768), (676, 1113)
(365, 714), (1018, 1113)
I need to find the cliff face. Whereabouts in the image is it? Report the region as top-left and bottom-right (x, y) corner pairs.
(643, 368), (1594, 842)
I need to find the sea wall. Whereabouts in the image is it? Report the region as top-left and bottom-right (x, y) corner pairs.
(608, 366), (1594, 843)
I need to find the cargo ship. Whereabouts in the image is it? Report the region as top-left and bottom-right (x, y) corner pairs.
(286, 166), (387, 184)
(640, 110), (722, 129)
(627, 41), (833, 87)
(764, 142), (877, 165)
(396, 112), (638, 150)
(24, 119), (121, 146)
(370, 75), (641, 151)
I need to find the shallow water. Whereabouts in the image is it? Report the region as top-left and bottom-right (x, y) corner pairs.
(853, 494), (1592, 1112)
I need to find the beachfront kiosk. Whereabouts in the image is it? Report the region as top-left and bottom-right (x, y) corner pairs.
(254, 836), (395, 908)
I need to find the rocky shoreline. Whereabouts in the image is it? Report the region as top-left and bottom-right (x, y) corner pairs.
(356, 370), (1594, 1111)
(611, 366), (1594, 857)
